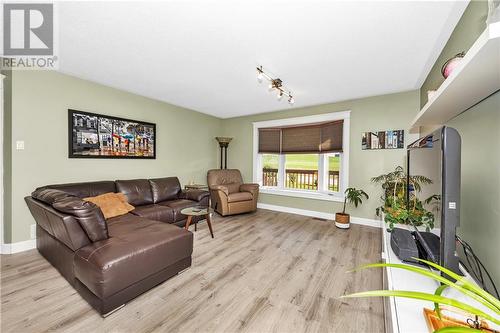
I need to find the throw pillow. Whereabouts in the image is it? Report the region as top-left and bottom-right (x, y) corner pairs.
(84, 192), (135, 219)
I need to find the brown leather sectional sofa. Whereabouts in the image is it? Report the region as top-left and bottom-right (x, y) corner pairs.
(25, 177), (209, 316)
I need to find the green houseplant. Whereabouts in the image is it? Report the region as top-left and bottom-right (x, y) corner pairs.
(371, 166), (439, 231)
(342, 259), (500, 332)
(335, 187), (369, 229)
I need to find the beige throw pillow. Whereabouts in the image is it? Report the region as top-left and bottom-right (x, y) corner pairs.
(84, 192), (134, 219)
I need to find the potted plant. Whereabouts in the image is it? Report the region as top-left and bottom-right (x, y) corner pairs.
(335, 187), (369, 229)
(371, 166), (438, 231)
(342, 259), (500, 332)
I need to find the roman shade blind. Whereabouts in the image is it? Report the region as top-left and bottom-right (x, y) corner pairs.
(258, 120), (343, 154)
(319, 120), (343, 153)
(258, 128), (281, 153)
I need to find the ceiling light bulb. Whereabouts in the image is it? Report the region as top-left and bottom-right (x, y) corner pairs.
(268, 84), (274, 91)
(257, 72), (263, 82)
(277, 92), (283, 100)
(288, 97), (295, 105)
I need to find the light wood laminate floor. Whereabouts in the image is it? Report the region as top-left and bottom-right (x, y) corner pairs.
(1, 209), (383, 333)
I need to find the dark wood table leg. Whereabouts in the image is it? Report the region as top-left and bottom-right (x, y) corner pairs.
(206, 212), (214, 238)
(185, 215), (193, 230)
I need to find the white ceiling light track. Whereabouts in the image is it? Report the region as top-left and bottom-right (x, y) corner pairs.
(256, 66), (294, 105)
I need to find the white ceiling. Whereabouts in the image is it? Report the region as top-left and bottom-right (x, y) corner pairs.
(58, 1), (468, 118)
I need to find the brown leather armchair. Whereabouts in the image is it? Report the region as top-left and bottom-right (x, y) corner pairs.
(207, 169), (259, 216)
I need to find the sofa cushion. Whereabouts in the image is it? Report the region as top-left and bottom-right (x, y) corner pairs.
(178, 189), (210, 202)
(74, 217), (193, 299)
(38, 181), (116, 199)
(227, 192), (253, 203)
(130, 204), (174, 223)
(159, 199), (197, 222)
(116, 179), (153, 206)
(32, 188), (72, 205)
(53, 197), (109, 242)
(207, 169), (243, 187)
(149, 177), (181, 203)
(225, 183), (241, 194)
(84, 192), (135, 219)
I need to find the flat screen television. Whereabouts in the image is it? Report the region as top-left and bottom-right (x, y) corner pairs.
(407, 126), (462, 276)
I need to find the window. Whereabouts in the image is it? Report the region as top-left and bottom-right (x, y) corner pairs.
(253, 111), (350, 202)
(262, 154), (279, 187)
(327, 153), (340, 192)
(285, 154), (319, 190)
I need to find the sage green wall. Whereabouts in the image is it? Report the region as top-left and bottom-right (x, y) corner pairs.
(420, 1), (487, 107)
(447, 91), (500, 286)
(7, 70), (222, 243)
(221, 90), (420, 219)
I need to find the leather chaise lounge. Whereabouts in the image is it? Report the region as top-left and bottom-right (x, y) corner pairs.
(25, 177), (209, 315)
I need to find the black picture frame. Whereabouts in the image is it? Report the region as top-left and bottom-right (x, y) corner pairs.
(68, 109), (156, 159)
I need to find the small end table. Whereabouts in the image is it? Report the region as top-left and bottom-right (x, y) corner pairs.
(181, 206), (214, 238)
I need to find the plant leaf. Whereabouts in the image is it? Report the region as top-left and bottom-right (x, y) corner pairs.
(341, 290), (500, 325)
(349, 263), (500, 315)
(434, 285), (449, 319)
(415, 259), (500, 311)
(434, 327), (482, 333)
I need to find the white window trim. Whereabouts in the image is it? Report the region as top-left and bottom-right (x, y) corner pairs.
(252, 111), (350, 202)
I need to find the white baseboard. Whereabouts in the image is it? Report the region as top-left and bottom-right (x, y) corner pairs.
(1, 239), (36, 254)
(257, 203), (381, 228)
(350, 215), (383, 228)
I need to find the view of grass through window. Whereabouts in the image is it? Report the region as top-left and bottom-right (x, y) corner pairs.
(262, 154), (340, 191)
(285, 154), (319, 190)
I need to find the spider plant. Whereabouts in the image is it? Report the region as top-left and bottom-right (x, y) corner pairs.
(342, 259), (500, 332)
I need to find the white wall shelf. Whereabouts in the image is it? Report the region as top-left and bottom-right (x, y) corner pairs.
(410, 22), (500, 133)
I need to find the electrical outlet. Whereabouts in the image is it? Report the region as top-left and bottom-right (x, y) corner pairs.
(16, 140), (25, 150)
(30, 224), (36, 239)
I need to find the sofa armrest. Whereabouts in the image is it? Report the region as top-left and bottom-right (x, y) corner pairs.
(25, 196), (91, 251)
(239, 183), (259, 211)
(32, 188), (72, 205)
(209, 185), (229, 196)
(239, 183), (259, 195)
(179, 189), (210, 202)
(31, 187), (109, 242)
(53, 197), (109, 242)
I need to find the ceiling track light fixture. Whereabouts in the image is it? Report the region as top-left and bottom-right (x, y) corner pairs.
(256, 66), (295, 105)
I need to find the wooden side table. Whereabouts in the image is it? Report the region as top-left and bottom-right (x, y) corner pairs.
(180, 206), (214, 238)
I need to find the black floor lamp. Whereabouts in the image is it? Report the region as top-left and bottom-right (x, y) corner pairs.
(215, 137), (232, 169)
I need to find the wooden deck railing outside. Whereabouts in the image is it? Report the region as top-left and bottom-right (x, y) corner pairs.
(262, 168), (340, 192)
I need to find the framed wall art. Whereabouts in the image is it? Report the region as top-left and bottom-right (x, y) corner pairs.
(68, 109), (156, 159)
(362, 130), (404, 150)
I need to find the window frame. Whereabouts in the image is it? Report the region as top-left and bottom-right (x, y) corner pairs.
(253, 111), (350, 202)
